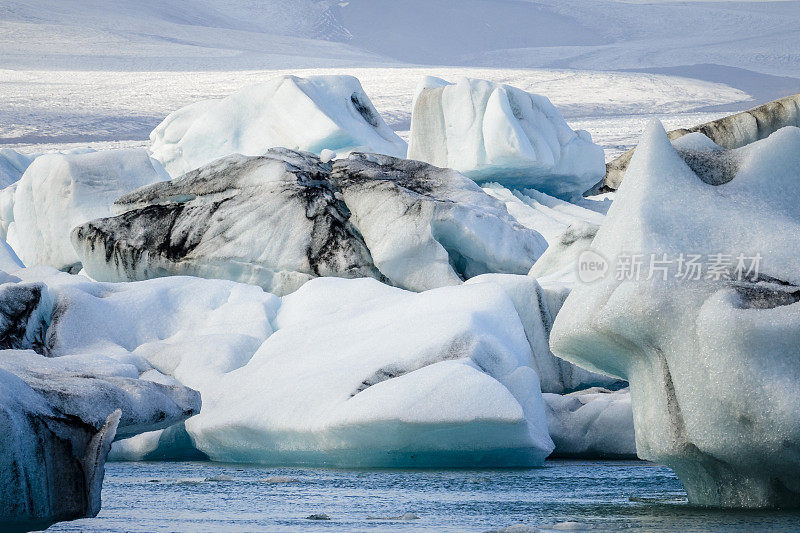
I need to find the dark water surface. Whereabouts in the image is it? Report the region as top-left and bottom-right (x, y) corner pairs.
(45, 460), (800, 532)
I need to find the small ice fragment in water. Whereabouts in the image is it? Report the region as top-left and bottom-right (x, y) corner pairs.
(485, 525), (538, 533)
(366, 512), (420, 520)
(550, 522), (592, 531)
(260, 476), (300, 483)
(204, 474), (234, 482)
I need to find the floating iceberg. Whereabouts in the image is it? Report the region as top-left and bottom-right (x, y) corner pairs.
(150, 75), (407, 177)
(0, 347), (198, 529)
(73, 149), (545, 295)
(408, 77), (605, 199)
(552, 121), (800, 508)
(603, 91), (800, 190)
(543, 388), (635, 458)
(465, 274), (621, 395)
(0, 147), (98, 242)
(28, 267), (553, 467)
(332, 153), (545, 291)
(6, 149), (168, 271)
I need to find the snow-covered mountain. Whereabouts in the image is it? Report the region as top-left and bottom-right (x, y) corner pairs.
(2, 0), (799, 79)
(0, 0), (379, 70)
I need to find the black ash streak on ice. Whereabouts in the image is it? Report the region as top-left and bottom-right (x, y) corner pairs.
(602, 92), (800, 191)
(73, 150), (384, 286)
(0, 282), (47, 352)
(72, 148), (541, 293)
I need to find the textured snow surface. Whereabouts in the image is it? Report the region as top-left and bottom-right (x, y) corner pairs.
(150, 75), (407, 177)
(409, 77), (605, 199)
(551, 121), (800, 508)
(6, 149), (168, 270)
(25, 268), (554, 467)
(543, 388), (635, 459)
(73, 150), (545, 295)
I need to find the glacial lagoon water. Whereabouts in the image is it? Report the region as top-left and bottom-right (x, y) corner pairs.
(45, 460), (800, 532)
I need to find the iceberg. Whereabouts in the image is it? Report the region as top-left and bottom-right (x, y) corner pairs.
(408, 77), (605, 199)
(150, 75), (407, 177)
(481, 184), (606, 246)
(0, 277), (50, 352)
(331, 153), (546, 291)
(543, 388), (635, 458)
(0, 348), (198, 529)
(73, 149), (545, 295)
(529, 223), (600, 284)
(465, 274), (622, 395)
(0, 182), (16, 239)
(26, 267), (553, 468)
(603, 91), (800, 190)
(551, 121), (800, 508)
(0, 147), (97, 242)
(7, 149), (168, 271)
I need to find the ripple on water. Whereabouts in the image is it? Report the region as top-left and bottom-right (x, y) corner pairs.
(44, 460), (800, 532)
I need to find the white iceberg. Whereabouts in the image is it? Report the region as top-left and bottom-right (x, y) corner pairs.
(551, 121), (800, 508)
(0, 182), (16, 240)
(73, 150), (545, 295)
(7, 149), (168, 271)
(27, 267), (553, 467)
(408, 77), (605, 199)
(0, 147), (97, 242)
(543, 388), (635, 458)
(150, 75), (407, 177)
(465, 273), (622, 395)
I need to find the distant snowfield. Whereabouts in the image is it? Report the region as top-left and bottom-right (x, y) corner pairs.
(0, 0), (798, 159)
(0, 67), (748, 160)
